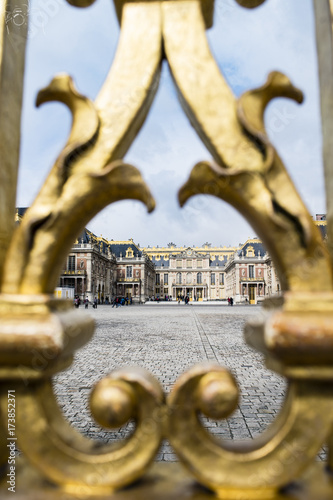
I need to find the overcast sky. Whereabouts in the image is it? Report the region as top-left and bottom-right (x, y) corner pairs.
(16, 0), (324, 248)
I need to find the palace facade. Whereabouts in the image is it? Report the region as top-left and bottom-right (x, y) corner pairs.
(15, 209), (327, 304)
(143, 243), (235, 301)
(60, 231), (155, 303)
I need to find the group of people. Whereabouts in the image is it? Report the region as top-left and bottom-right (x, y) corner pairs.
(227, 297), (234, 306)
(177, 294), (191, 304)
(112, 297), (132, 307)
(74, 296), (136, 309)
(74, 296), (98, 309)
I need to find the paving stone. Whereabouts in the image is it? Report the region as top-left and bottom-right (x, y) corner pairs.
(53, 304), (327, 462)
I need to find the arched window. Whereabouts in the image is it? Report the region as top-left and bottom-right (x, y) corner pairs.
(197, 272), (202, 284)
(176, 272), (182, 284)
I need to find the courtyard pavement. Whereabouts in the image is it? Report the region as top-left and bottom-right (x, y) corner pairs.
(54, 304), (327, 462)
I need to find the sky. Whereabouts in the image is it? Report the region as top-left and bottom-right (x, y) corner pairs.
(15, 0), (325, 248)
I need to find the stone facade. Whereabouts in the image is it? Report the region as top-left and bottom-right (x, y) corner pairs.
(59, 232), (155, 304)
(143, 244), (233, 301)
(145, 239), (269, 303)
(59, 230), (117, 304)
(142, 217), (327, 304)
(15, 209), (327, 304)
(224, 239), (272, 304)
(109, 239), (155, 303)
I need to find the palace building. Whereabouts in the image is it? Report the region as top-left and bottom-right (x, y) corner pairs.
(143, 243), (236, 301)
(15, 209), (327, 304)
(62, 231), (155, 304)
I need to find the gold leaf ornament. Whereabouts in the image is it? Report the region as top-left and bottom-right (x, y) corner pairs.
(2, 75), (155, 295)
(7, 368), (165, 490)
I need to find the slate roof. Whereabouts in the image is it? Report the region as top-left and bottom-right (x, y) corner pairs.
(316, 223), (327, 240)
(16, 207), (28, 217)
(151, 255), (170, 268)
(108, 243), (142, 258)
(77, 229), (91, 244)
(209, 255), (228, 267)
(237, 240), (267, 258)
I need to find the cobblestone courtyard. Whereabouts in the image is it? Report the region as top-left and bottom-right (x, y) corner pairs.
(54, 304), (326, 461)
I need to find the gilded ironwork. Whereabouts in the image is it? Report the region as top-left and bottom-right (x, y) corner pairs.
(168, 364), (333, 498)
(1, 0), (333, 498)
(0, 0), (27, 287)
(1, 368), (165, 491)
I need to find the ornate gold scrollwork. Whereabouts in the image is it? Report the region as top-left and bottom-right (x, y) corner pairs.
(168, 364), (333, 498)
(166, 0), (333, 495)
(1, 71), (156, 295)
(1, 0), (333, 497)
(0, 0), (163, 488)
(171, 1), (331, 293)
(0, 368), (165, 492)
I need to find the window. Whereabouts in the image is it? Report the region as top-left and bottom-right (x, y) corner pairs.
(68, 255), (75, 271)
(220, 273), (224, 285)
(186, 273), (192, 284)
(125, 247), (134, 258)
(156, 274), (160, 285)
(197, 259), (202, 268)
(211, 273), (215, 285)
(249, 265), (254, 278)
(176, 272), (182, 284)
(126, 266), (133, 278)
(186, 260), (192, 268)
(164, 273), (168, 285)
(197, 272), (202, 284)
(176, 260), (182, 268)
(246, 245), (255, 258)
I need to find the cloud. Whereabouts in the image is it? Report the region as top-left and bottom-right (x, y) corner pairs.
(17, 0), (325, 247)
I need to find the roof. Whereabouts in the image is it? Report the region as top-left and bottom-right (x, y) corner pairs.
(77, 229), (91, 244)
(237, 239), (267, 258)
(209, 255), (228, 267)
(15, 207), (28, 223)
(314, 220), (327, 239)
(108, 243), (143, 258)
(151, 255), (170, 268)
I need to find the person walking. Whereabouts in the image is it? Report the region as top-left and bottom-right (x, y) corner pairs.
(93, 297), (98, 309)
(84, 297), (89, 309)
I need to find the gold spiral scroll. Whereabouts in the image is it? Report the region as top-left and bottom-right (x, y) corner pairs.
(1, 368), (165, 492)
(168, 364), (333, 499)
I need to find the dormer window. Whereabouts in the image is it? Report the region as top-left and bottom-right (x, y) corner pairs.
(246, 245), (255, 258)
(126, 247), (134, 258)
